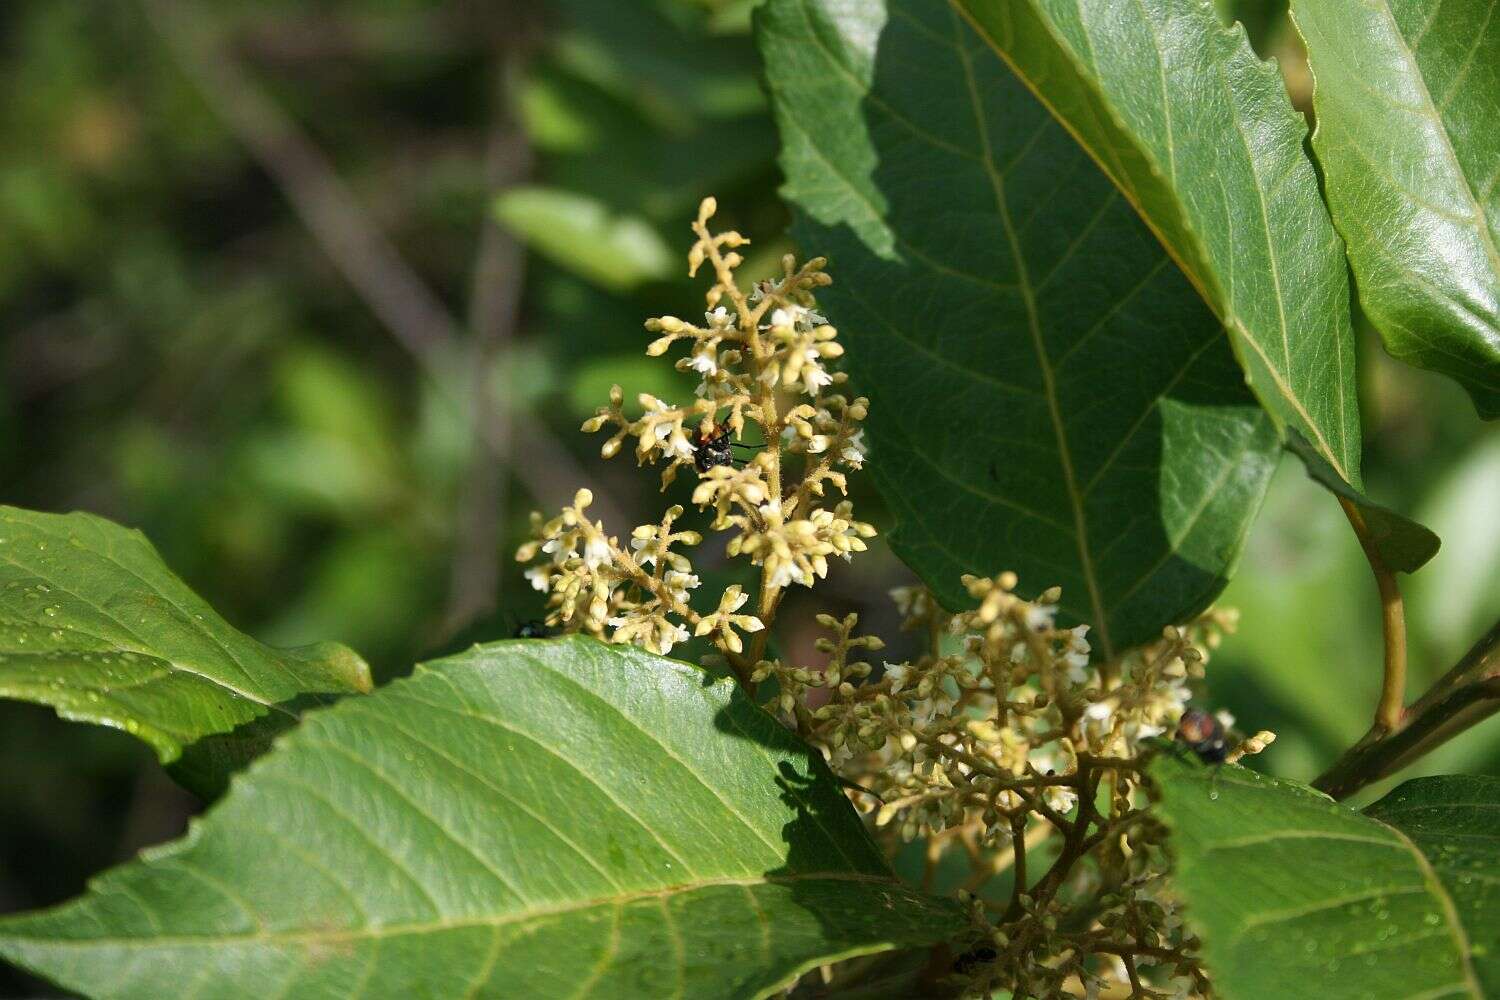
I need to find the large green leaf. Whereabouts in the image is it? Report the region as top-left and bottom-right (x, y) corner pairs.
(0, 506), (371, 766)
(953, 0), (1438, 572)
(759, 0), (1279, 657)
(1364, 775), (1500, 996)
(1153, 755), (1493, 998)
(0, 637), (964, 1000)
(1292, 0), (1500, 418)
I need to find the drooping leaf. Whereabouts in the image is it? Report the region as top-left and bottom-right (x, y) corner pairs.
(1285, 431), (1440, 572)
(953, 0), (1438, 572)
(759, 0), (1279, 656)
(0, 506), (371, 767)
(1153, 754), (1491, 998)
(1364, 775), (1500, 996)
(0, 637), (965, 1000)
(1292, 0), (1500, 418)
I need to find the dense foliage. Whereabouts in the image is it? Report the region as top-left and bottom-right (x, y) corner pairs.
(1, 1), (1497, 998)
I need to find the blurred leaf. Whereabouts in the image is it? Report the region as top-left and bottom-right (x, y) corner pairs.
(0, 637), (965, 1000)
(760, 0), (1279, 655)
(954, 0), (1438, 573)
(1408, 434), (1500, 673)
(1154, 754), (1491, 999)
(0, 506), (371, 764)
(1292, 0), (1500, 418)
(568, 352), (696, 421)
(495, 186), (674, 291)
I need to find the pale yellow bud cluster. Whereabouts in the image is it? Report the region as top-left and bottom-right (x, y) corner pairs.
(518, 198), (873, 683)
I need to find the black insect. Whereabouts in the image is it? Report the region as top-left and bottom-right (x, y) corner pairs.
(692, 423), (764, 474)
(514, 620), (555, 640)
(1175, 709), (1229, 764)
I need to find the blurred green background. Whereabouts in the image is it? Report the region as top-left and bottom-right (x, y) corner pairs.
(0, 1), (1495, 995)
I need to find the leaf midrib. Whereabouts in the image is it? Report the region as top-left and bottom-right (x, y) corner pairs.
(954, 1), (1359, 483)
(0, 872), (909, 951)
(947, 6), (1113, 657)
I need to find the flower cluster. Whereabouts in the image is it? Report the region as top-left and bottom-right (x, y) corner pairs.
(516, 200), (1266, 998)
(518, 198), (871, 674)
(753, 576), (1249, 996)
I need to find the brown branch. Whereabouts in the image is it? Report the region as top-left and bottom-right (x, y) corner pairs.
(1315, 617), (1500, 799)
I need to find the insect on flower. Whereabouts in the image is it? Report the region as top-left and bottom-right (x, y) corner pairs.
(692, 422), (763, 474)
(1175, 708), (1229, 764)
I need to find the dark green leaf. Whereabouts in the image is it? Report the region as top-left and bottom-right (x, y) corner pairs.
(1285, 431), (1440, 572)
(1292, 0), (1500, 418)
(0, 637), (964, 1000)
(0, 506), (371, 764)
(953, 0), (1438, 572)
(759, 0), (1279, 655)
(1153, 754), (1489, 999)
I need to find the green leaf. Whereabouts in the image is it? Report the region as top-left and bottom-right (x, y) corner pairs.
(1285, 431), (1440, 572)
(1152, 754), (1490, 998)
(0, 637), (964, 1000)
(1291, 0), (1500, 418)
(952, 0), (1439, 572)
(759, 0), (1279, 655)
(1364, 775), (1500, 995)
(0, 506), (371, 767)
(494, 186), (674, 291)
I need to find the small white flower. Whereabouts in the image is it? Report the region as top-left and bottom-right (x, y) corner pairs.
(525, 566), (551, 593)
(688, 351), (717, 376)
(883, 661), (911, 693)
(1215, 709), (1236, 730)
(839, 430), (866, 467)
(1084, 700), (1114, 723)
(767, 561), (798, 589)
(704, 305), (734, 330)
(803, 362), (832, 394)
(1024, 603), (1056, 632)
(583, 536), (611, 570)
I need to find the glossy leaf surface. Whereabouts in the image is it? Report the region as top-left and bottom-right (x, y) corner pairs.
(0, 637), (964, 1000)
(1293, 0), (1500, 418)
(953, 0), (1438, 572)
(760, 0), (1279, 656)
(1153, 755), (1491, 998)
(0, 506), (370, 764)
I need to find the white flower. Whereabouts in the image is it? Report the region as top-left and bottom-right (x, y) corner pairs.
(839, 430), (866, 467)
(657, 623), (690, 655)
(1084, 700), (1114, 724)
(1045, 785), (1078, 813)
(583, 536), (611, 570)
(804, 364), (828, 395)
(1215, 709), (1236, 730)
(688, 350), (718, 376)
(1024, 602), (1056, 632)
(883, 661), (911, 693)
(704, 305), (734, 331)
(525, 566), (551, 592)
(767, 561), (798, 589)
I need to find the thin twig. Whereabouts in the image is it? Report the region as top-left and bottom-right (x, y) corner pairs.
(442, 52), (532, 638)
(1316, 616), (1500, 799)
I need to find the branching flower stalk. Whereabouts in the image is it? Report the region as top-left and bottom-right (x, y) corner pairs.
(517, 200), (1268, 998)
